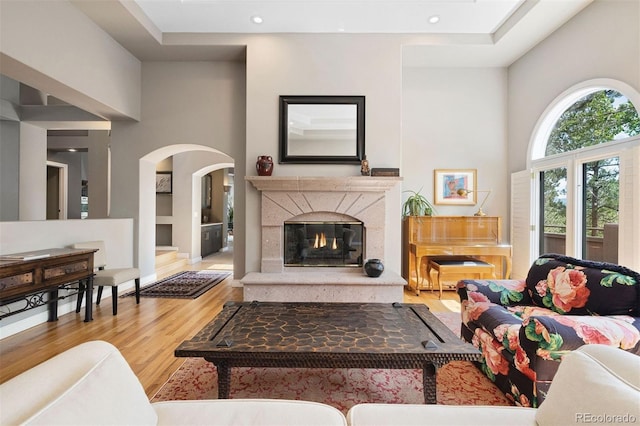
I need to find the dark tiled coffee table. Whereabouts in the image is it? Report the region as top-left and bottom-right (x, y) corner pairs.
(175, 301), (480, 403)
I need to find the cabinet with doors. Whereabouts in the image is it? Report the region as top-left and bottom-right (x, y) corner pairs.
(201, 223), (223, 257)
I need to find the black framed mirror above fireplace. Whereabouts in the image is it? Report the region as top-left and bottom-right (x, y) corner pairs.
(279, 95), (365, 164)
(284, 221), (364, 267)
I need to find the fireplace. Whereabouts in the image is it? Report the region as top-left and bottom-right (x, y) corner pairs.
(242, 176), (406, 303)
(284, 221), (364, 267)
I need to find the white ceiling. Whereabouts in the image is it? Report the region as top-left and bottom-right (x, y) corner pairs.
(71, 0), (592, 67)
(134, 0), (524, 34)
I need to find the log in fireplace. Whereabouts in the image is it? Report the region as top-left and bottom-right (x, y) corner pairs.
(284, 221), (364, 267)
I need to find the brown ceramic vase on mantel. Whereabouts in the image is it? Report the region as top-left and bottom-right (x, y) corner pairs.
(256, 155), (274, 176)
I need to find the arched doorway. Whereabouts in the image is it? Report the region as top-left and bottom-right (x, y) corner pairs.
(139, 144), (235, 282)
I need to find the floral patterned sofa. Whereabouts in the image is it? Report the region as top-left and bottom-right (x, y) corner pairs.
(457, 253), (640, 408)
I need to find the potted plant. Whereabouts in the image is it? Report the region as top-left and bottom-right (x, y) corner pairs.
(402, 188), (436, 216)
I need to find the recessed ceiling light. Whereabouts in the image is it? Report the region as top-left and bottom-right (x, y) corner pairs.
(428, 15), (440, 24)
(251, 15), (263, 24)
(68, 148), (77, 152)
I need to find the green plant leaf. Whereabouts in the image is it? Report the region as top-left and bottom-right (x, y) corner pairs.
(402, 188), (436, 216)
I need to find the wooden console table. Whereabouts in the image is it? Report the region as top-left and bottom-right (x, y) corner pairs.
(0, 248), (96, 322)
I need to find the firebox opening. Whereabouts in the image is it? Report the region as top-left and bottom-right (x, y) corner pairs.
(284, 221), (364, 267)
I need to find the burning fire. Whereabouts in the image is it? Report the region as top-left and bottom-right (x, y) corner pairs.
(313, 233), (337, 250)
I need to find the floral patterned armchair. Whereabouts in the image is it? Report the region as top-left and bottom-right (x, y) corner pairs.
(457, 253), (640, 408)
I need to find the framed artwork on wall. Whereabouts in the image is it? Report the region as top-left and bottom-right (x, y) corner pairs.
(156, 172), (172, 194)
(434, 169), (477, 205)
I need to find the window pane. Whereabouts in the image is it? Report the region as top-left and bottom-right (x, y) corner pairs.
(546, 90), (640, 156)
(582, 157), (619, 263)
(540, 168), (567, 255)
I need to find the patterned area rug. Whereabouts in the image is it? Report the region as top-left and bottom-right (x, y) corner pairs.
(122, 271), (230, 299)
(152, 311), (512, 413)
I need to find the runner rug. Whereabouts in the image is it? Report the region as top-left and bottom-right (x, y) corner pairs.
(122, 271), (230, 299)
(151, 311), (512, 413)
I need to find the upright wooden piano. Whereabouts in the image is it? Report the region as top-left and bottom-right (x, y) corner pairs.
(402, 216), (512, 295)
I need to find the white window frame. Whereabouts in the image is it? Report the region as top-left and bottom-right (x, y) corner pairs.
(512, 79), (640, 274)
(532, 138), (638, 259)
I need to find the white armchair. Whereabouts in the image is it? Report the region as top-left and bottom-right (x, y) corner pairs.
(346, 344), (640, 425)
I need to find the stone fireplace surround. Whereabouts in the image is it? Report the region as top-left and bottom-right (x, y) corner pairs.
(241, 176), (406, 303)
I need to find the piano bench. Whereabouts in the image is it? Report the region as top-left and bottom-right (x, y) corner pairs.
(427, 256), (496, 299)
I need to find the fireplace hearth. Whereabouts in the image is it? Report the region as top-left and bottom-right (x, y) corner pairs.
(284, 221), (363, 267)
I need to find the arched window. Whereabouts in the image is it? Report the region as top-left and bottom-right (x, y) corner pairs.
(546, 90), (639, 155)
(523, 82), (640, 270)
(539, 89), (639, 263)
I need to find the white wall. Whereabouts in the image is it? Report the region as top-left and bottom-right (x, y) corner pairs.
(19, 123), (47, 220)
(0, 219), (135, 338)
(0, 121), (20, 220)
(402, 67), (509, 223)
(0, 0), (141, 120)
(0, 76), (21, 221)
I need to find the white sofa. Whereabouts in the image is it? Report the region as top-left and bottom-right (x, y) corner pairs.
(1, 341), (638, 426)
(0, 341), (346, 426)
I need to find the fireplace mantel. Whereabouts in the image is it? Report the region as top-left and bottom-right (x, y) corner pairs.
(246, 176), (402, 192)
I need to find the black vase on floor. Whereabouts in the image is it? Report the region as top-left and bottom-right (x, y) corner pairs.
(364, 258), (384, 277)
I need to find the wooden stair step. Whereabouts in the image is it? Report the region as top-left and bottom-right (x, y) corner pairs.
(155, 248), (187, 278)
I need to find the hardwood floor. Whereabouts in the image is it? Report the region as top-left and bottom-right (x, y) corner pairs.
(0, 248), (461, 398)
